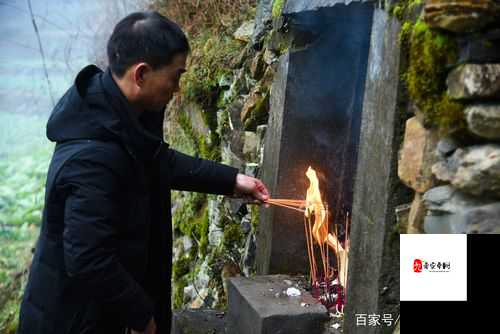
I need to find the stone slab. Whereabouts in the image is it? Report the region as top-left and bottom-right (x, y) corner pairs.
(227, 275), (328, 334)
(345, 8), (403, 334)
(171, 309), (227, 334)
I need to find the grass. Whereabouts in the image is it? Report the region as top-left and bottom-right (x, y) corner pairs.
(0, 111), (49, 333)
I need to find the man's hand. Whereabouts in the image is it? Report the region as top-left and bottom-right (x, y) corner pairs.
(234, 174), (270, 203)
(131, 317), (156, 334)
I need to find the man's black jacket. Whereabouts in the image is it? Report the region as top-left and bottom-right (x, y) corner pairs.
(17, 65), (238, 334)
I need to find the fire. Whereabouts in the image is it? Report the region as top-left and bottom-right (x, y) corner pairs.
(304, 166), (349, 312)
(263, 166), (350, 312)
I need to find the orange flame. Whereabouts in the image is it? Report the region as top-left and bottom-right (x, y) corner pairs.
(304, 166), (348, 290)
(305, 167), (328, 245)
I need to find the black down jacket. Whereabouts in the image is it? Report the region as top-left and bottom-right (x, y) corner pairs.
(17, 65), (238, 334)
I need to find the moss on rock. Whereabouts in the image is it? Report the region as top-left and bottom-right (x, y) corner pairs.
(272, 0), (286, 19)
(404, 20), (465, 133)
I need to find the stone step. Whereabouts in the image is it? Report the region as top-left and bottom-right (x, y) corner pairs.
(227, 275), (329, 334)
(171, 309), (227, 334)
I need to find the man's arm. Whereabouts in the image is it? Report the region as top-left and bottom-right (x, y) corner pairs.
(160, 146), (239, 195)
(59, 149), (154, 332)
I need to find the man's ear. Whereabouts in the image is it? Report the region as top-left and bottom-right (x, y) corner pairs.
(132, 63), (150, 87)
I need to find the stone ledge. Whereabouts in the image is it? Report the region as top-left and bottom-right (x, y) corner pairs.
(227, 275), (329, 334)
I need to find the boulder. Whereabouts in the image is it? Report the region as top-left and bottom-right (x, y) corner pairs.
(464, 104), (500, 140)
(423, 185), (500, 233)
(424, 0), (500, 33)
(432, 144), (500, 198)
(398, 117), (439, 193)
(447, 64), (500, 100)
(234, 20), (255, 43)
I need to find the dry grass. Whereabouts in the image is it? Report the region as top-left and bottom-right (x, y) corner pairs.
(152, 0), (256, 36)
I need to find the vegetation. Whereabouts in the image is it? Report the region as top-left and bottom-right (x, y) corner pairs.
(0, 112), (50, 333)
(404, 20), (464, 132)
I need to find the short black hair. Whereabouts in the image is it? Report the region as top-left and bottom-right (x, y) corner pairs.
(107, 11), (189, 77)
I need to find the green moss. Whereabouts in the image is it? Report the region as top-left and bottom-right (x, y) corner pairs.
(388, 0), (423, 21)
(399, 21), (413, 47)
(182, 34), (241, 113)
(404, 20), (464, 133)
(223, 223), (244, 248)
(173, 277), (188, 309)
(272, 0), (285, 19)
(250, 205), (260, 232)
(173, 256), (192, 280)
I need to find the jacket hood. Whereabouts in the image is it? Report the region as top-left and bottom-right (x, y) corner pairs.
(47, 65), (166, 161)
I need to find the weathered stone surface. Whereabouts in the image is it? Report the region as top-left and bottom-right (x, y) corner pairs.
(346, 7), (401, 334)
(171, 309), (226, 334)
(263, 48), (278, 65)
(251, 0), (273, 47)
(464, 104), (500, 140)
(407, 193), (426, 234)
(240, 87), (264, 122)
(447, 64), (500, 100)
(240, 233), (256, 276)
(227, 275), (328, 334)
(243, 131), (259, 161)
(432, 144), (500, 198)
(395, 203), (411, 233)
(424, 0), (500, 33)
(234, 20), (255, 43)
(250, 51), (266, 80)
(423, 185), (500, 233)
(456, 29), (500, 63)
(208, 197), (224, 247)
(398, 117), (439, 193)
(283, 0), (368, 14)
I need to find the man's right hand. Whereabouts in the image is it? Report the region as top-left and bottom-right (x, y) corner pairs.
(132, 317), (156, 334)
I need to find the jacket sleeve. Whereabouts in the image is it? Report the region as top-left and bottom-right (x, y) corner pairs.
(160, 145), (239, 195)
(58, 149), (153, 331)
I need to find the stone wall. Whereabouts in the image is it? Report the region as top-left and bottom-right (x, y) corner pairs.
(396, 0), (500, 234)
(162, 1), (283, 310)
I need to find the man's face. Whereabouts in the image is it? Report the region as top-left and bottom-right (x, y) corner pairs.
(137, 53), (187, 111)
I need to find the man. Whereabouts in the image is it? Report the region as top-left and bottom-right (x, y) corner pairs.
(18, 11), (269, 334)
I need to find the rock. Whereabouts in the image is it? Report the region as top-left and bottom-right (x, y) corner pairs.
(189, 288), (209, 309)
(395, 203), (411, 233)
(250, 51), (266, 80)
(263, 48), (278, 65)
(456, 29), (500, 64)
(464, 104), (500, 140)
(436, 136), (460, 158)
(243, 131), (259, 161)
(171, 309), (227, 334)
(432, 144), (500, 198)
(181, 236), (193, 253)
(208, 198), (224, 247)
(227, 275), (328, 334)
(244, 162), (259, 177)
(423, 0), (500, 33)
(240, 233), (256, 277)
(423, 185), (500, 233)
(447, 64), (500, 100)
(251, 0), (273, 47)
(240, 214), (252, 234)
(398, 117), (439, 193)
(407, 193), (426, 234)
(240, 87), (264, 122)
(234, 20), (255, 43)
